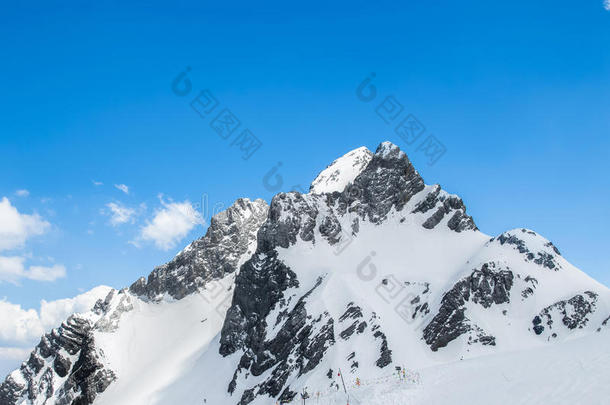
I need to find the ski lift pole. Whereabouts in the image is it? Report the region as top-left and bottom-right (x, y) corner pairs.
(301, 387), (310, 405)
(338, 368), (349, 404)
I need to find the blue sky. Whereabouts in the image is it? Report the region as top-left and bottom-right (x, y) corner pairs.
(1, 0), (609, 317)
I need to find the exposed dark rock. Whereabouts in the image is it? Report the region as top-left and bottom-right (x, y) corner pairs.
(220, 266), (332, 404)
(494, 229), (562, 271)
(257, 193), (318, 252)
(373, 330), (392, 368)
(412, 185), (442, 214)
(414, 185), (477, 232)
(130, 198), (269, 301)
(340, 322), (358, 340)
(531, 292), (598, 338)
(0, 376), (24, 404)
(424, 262), (512, 351)
(335, 142), (425, 224)
(0, 315), (115, 405)
(533, 316), (544, 335)
(521, 276), (538, 299)
(26, 353), (44, 375)
(339, 303), (363, 322)
(53, 355), (71, 378)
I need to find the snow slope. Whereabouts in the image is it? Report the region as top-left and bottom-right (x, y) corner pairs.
(414, 330), (610, 405)
(293, 330), (610, 405)
(95, 275), (235, 405)
(310, 146), (372, 193)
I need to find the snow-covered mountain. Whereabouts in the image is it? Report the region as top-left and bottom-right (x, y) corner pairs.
(2, 142), (609, 405)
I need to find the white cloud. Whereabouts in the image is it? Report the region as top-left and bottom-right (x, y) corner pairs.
(136, 197), (203, 250)
(15, 190), (29, 197)
(0, 198), (64, 284)
(0, 285), (112, 376)
(605, 0), (610, 11)
(0, 256), (66, 284)
(0, 197), (50, 251)
(0, 300), (44, 344)
(26, 264), (67, 282)
(0, 286), (112, 345)
(38, 285), (112, 330)
(104, 202), (136, 226)
(114, 184), (129, 194)
(0, 257), (24, 283)
(92, 180), (103, 186)
(0, 346), (31, 376)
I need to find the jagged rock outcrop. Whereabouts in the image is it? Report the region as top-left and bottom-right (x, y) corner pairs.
(130, 198), (269, 300)
(412, 184), (477, 232)
(424, 262), (513, 351)
(0, 315), (115, 405)
(333, 142), (425, 224)
(492, 228), (562, 271)
(531, 291), (598, 339)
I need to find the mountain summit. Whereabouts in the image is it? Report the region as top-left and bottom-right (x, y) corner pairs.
(2, 142), (608, 405)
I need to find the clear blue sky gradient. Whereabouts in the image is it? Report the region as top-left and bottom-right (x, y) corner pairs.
(1, 0), (609, 308)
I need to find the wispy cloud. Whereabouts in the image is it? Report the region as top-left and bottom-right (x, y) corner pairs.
(605, 0), (610, 10)
(134, 196), (203, 250)
(0, 256), (66, 284)
(92, 180), (103, 186)
(25, 264), (67, 282)
(14, 190), (29, 197)
(114, 184), (129, 194)
(103, 202), (137, 226)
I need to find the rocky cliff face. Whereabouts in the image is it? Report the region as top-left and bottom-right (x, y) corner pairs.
(212, 142), (609, 405)
(129, 198), (269, 301)
(423, 261), (513, 351)
(0, 314), (115, 405)
(215, 143), (507, 404)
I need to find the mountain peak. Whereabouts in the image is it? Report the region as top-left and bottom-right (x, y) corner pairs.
(309, 146), (373, 193)
(375, 140), (406, 159)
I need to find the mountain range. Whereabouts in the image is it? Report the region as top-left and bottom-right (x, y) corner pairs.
(2, 141), (608, 405)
